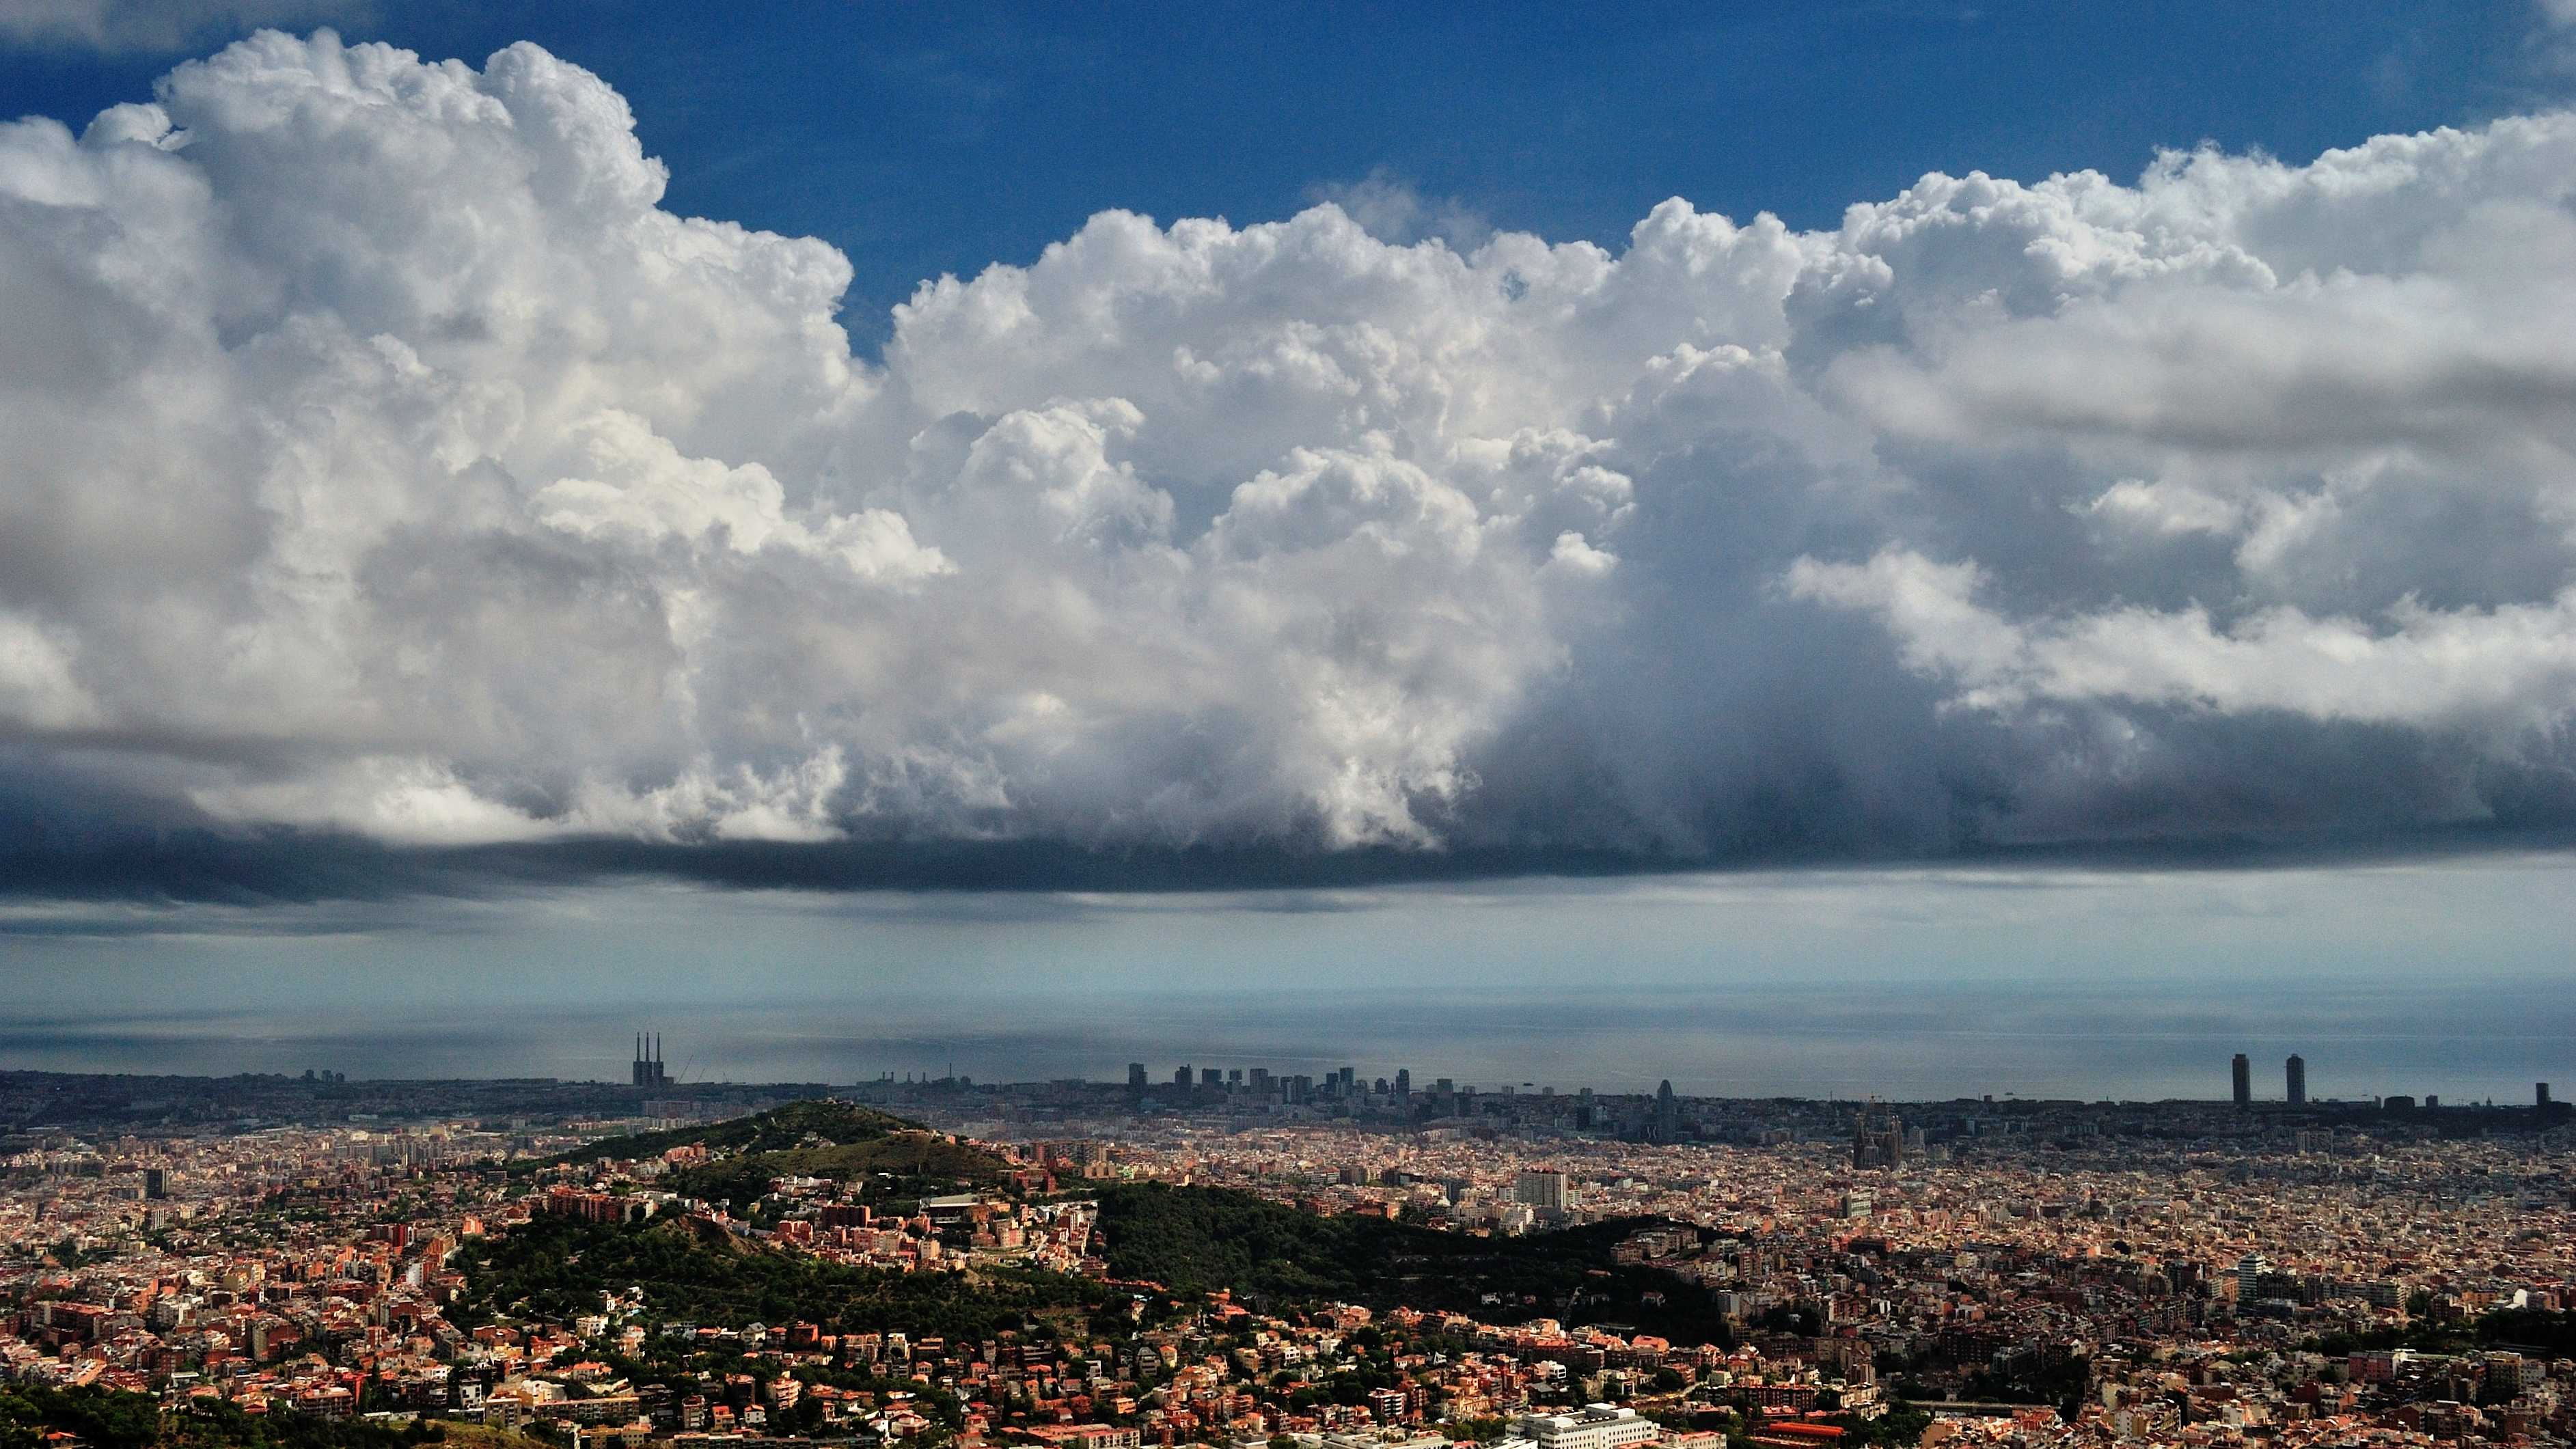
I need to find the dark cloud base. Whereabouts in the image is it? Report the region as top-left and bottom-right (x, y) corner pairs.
(7, 816), (2575, 915)
(8, 703), (2575, 914)
(1433, 702), (2576, 894)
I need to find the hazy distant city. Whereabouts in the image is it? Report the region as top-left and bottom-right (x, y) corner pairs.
(11, 963), (2574, 1109)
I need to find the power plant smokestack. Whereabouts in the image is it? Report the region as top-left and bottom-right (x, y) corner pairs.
(631, 1032), (668, 1088)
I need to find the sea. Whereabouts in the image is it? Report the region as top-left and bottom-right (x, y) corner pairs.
(4, 859), (2569, 1105)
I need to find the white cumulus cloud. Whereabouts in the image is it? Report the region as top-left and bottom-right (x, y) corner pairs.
(7, 29), (2576, 880)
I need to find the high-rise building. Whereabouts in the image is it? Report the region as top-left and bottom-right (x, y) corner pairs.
(2236, 1252), (2273, 1301)
(2540, 1082), (2554, 1109)
(1199, 1067), (1220, 1088)
(1127, 1063), (1148, 1092)
(1173, 1065), (1192, 1088)
(2286, 1054), (2307, 1106)
(1514, 1168), (1571, 1212)
(1395, 1068), (1411, 1096)
(142, 1168), (167, 1200)
(2231, 1053), (2251, 1109)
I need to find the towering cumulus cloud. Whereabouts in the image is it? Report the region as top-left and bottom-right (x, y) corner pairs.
(5, 30), (2576, 890)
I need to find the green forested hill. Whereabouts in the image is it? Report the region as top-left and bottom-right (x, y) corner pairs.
(540, 1099), (914, 1168)
(538, 1099), (1009, 1211)
(0, 1385), (476, 1449)
(525, 1109), (1734, 1345)
(665, 1133), (1008, 1211)
(459, 1213), (1111, 1341)
(1089, 1183), (1735, 1344)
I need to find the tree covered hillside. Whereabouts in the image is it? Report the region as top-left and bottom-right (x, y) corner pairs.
(1090, 1183), (1735, 1344)
(0, 1385), (513, 1449)
(534, 1099), (1009, 1213)
(458, 1213), (1116, 1342)
(666, 1134), (1007, 1214)
(538, 1100), (914, 1168)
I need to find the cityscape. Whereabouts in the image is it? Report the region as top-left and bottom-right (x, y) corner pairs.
(4, 1039), (2574, 1449)
(8, 5), (2576, 1449)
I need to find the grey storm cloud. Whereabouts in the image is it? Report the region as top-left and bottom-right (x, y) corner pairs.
(6, 29), (2576, 898)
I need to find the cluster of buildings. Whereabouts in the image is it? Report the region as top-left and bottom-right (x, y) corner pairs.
(862, 1059), (2569, 1154)
(5, 1066), (2576, 1448)
(533, 1161), (1102, 1280)
(1067, 1070), (1701, 1143)
(0, 1122), (493, 1419)
(2221, 1053), (2559, 1116)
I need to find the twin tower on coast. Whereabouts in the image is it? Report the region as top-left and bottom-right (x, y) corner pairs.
(2231, 1052), (2305, 1107)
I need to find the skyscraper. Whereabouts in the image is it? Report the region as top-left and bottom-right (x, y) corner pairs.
(2286, 1053), (2306, 1106)
(2232, 1053), (2251, 1109)
(1127, 1062), (1148, 1092)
